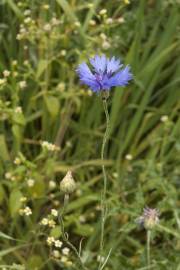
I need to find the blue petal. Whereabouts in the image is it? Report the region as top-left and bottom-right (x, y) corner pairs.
(89, 55), (107, 74)
(106, 56), (122, 74)
(76, 63), (100, 92)
(107, 66), (133, 87)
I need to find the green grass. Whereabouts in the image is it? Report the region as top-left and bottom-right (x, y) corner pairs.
(0, 0), (179, 269)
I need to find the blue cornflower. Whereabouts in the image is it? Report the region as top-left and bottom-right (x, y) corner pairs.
(76, 55), (132, 92)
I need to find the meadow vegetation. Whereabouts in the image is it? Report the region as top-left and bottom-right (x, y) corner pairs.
(0, 0), (179, 269)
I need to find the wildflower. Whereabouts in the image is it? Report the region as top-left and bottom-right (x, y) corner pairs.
(48, 219), (56, 228)
(51, 17), (60, 26)
(106, 18), (113, 24)
(24, 17), (31, 24)
(89, 20), (96, 26)
(46, 236), (55, 246)
(97, 255), (105, 263)
(117, 17), (125, 24)
(54, 240), (63, 248)
(51, 209), (58, 217)
(43, 23), (51, 32)
(49, 180), (56, 189)
(3, 70), (10, 77)
(14, 157), (21, 165)
(24, 9), (31, 16)
(62, 247), (70, 255)
(15, 106), (22, 113)
(76, 55), (132, 93)
(161, 115), (168, 123)
(99, 9), (107, 15)
(41, 141), (59, 151)
(40, 218), (49, 225)
(102, 41), (111, 50)
(74, 21), (81, 27)
(124, 0), (130, 4)
(137, 207), (160, 230)
(19, 206), (32, 216)
(20, 197), (27, 202)
(87, 3), (94, 8)
(60, 50), (66, 56)
(125, 154), (133, 160)
(60, 171), (76, 194)
(27, 178), (35, 187)
(5, 172), (12, 179)
(19, 81), (27, 89)
(12, 60), (17, 66)
(0, 78), (6, 85)
(42, 4), (50, 10)
(100, 33), (107, 40)
(52, 249), (60, 258)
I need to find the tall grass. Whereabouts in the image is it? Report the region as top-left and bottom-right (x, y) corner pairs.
(0, 0), (179, 269)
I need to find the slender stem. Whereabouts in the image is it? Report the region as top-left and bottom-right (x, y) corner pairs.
(99, 98), (110, 269)
(147, 230), (151, 269)
(58, 195), (88, 270)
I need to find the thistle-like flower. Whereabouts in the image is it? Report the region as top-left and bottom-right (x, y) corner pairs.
(76, 54), (132, 93)
(137, 207), (160, 230)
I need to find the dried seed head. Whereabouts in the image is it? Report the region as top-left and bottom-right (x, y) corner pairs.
(60, 171), (76, 194)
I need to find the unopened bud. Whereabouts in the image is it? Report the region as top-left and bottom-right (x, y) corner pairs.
(60, 171), (76, 194)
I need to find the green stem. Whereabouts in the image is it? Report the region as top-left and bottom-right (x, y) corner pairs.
(147, 230), (151, 269)
(99, 98), (110, 269)
(58, 195), (88, 270)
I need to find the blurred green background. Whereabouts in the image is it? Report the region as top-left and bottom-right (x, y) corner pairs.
(0, 0), (179, 269)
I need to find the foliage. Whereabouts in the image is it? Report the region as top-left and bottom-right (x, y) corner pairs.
(0, 0), (179, 269)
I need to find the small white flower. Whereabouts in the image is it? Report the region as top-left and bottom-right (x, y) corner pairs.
(60, 50), (66, 56)
(117, 17), (125, 24)
(46, 236), (55, 246)
(20, 197), (27, 202)
(15, 106), (22, 113)
(99, 9), (107, 15)
(0, 78), (7, 85)
(49, 180), (56, 189)
(52, 249), (60, 258)
(19, 81), (27, 89)
(48, 219), (56, 228)
(43, 23), (51, 32)
(161, 115), (169, 123)
(24, 9), (31, 16)
(24, 17), (31, 24)
(5, 172), (12, 179)
(89, 20), (96, 26)
(62, 247), (70, 256)
(125, 154), (133, 160)
(42, 4), (50, 10)
(14, 157), (21, 165)
(54, 240), (62, 248)
(27, 178), (35, 187)
(102, 41), (111, 50)
(41, 218), (49, 225)
(74, 21), (81, 27)
(51, 209), (58, 217)
(3, 70), (10, 77)
(106, 18), (113, 24)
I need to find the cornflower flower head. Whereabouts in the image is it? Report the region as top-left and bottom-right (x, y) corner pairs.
(76, 55), (132, 94)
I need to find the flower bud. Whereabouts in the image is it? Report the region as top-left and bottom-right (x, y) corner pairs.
(60, 171), (76, 194)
